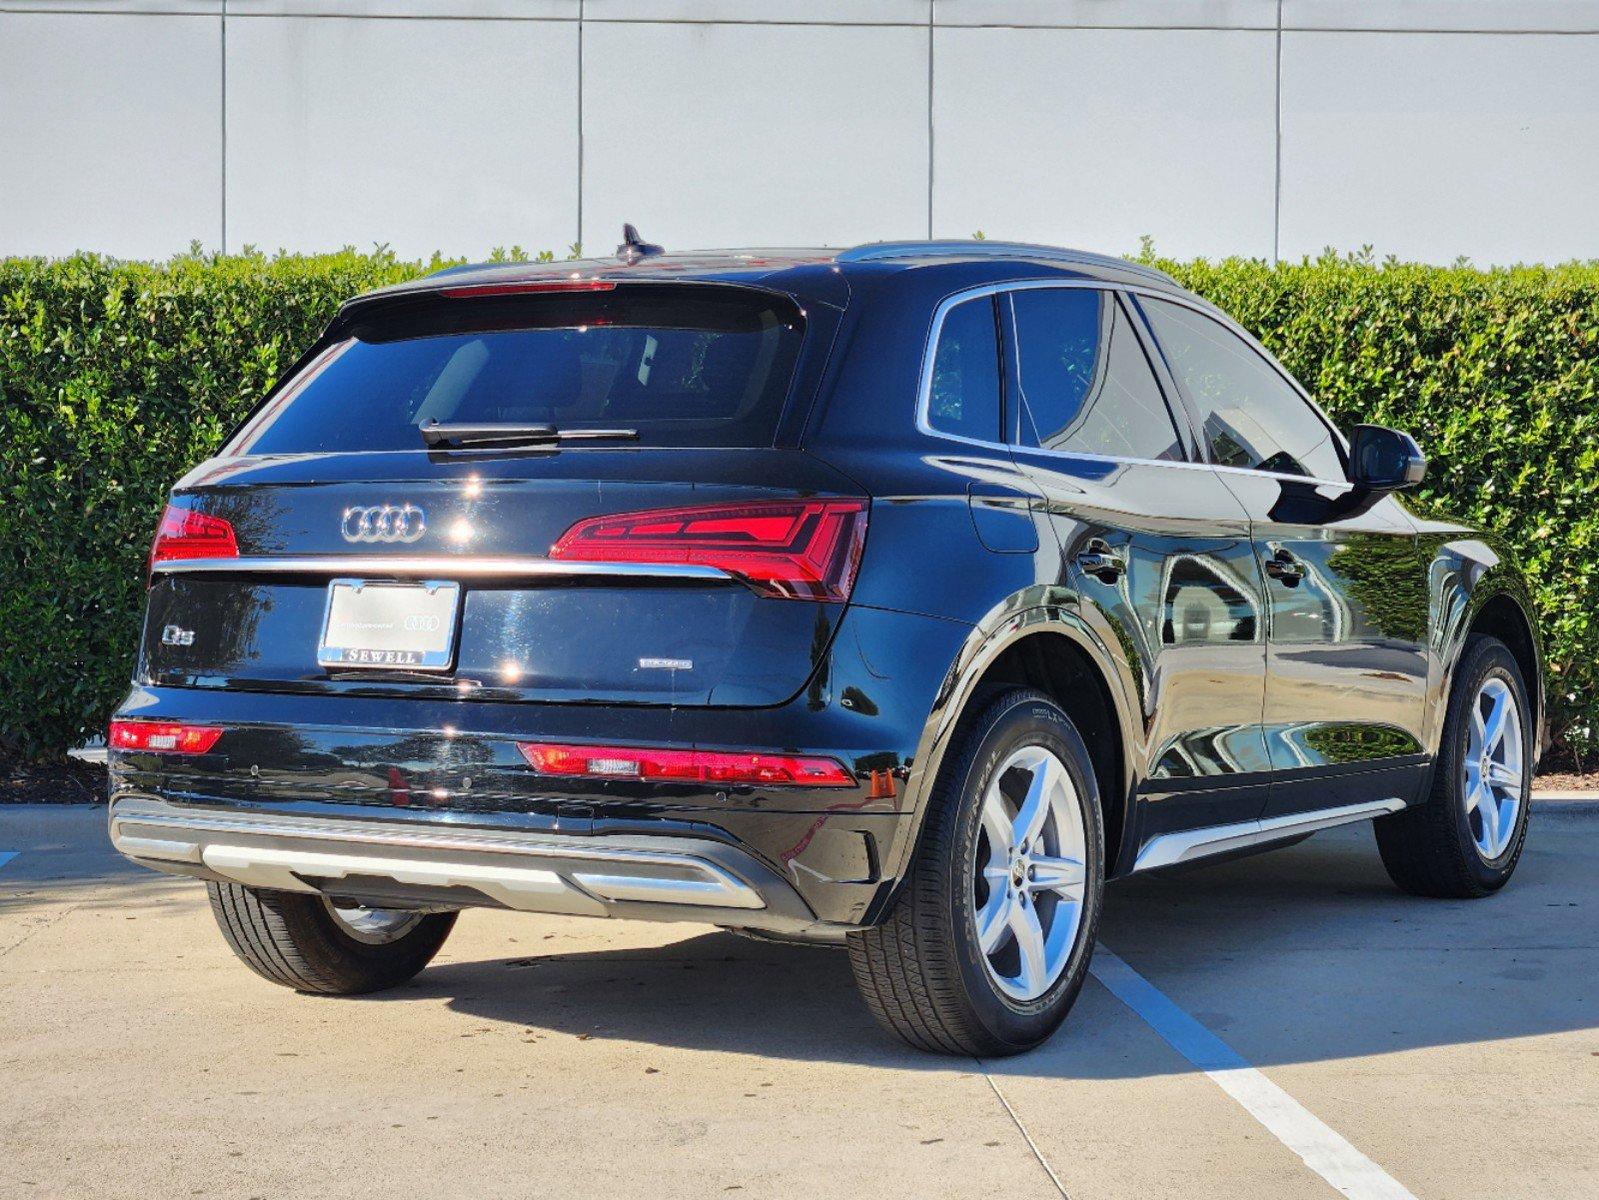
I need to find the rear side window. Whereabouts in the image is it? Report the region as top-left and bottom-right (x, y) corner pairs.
(231, 284), (806, 454)
(1005, 288), (1184, 462)
(926, 295), (1002, 441)
(1140, 297), (1344, 480)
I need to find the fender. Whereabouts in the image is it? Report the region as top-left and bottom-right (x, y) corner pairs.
(866, 591), (1143, 921)
(1419, 530), (1547, 763)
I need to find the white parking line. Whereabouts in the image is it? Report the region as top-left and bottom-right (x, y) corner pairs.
(1091, 946), (1417, 1200)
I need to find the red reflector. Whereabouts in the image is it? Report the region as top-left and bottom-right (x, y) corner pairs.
(440, 280), (618, 298)
(517, 743), (854, 789)
(549, 499), (868, 602)
(109, 720), (222, 755)
(149, 504), (239, 571)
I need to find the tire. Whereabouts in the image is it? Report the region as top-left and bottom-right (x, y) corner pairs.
(207, 882), (457, 995)
(848, 688), (1105, 1056)
(1375, 634), (1533, 898)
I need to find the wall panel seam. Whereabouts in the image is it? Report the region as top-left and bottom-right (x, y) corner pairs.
(5, 11), (1597, 32)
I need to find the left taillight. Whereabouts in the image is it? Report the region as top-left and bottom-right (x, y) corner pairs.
(549, 499), (868, 602)
(148, 503), (238, 584)
(108, 720), (222, 755)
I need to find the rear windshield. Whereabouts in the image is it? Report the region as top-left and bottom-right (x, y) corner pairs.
(230, 284), (806, 454)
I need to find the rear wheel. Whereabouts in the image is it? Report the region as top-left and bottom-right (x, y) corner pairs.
(1375, 635), (1532, 898)
(848, 688), (1104, 1055)
(207, 882), (457, 994)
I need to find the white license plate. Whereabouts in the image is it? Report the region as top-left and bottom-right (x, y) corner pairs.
(317, 579), (461, 671)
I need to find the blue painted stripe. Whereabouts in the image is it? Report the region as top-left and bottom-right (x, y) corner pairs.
(1091, 947), (1250, 1073)
(1092, 947), (1417, 1200)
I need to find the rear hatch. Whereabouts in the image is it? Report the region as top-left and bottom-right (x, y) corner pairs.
(139, 281), (865, 708)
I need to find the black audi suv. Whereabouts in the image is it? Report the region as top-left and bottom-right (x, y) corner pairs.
(109, 237), (1543, 1055)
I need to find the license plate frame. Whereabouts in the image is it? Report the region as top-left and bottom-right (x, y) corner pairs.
(316, 578), (461, 672)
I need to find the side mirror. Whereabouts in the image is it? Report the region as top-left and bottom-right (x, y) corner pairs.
(1348, 424), (1426, 490)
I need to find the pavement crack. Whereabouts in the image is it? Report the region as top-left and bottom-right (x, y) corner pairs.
(0, 901), (84, 962)
(974, 1060), (1070, 1199)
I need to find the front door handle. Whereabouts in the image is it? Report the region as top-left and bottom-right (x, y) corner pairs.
(1264, 549), (1306, 586)
(1076, 539), (1126, 583)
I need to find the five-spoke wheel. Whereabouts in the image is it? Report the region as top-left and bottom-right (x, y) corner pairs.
(848, 688), (1104, 1055)
(1462, 676), (1524, 861)
(1377, 634), (1532, 897)
(972, 746), (1088, 1002)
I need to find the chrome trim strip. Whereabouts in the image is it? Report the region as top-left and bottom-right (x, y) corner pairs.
(150, 555), (734, 583)
(112, 802), (714, 868)
(116, 834), (203, 863)
(1132, 798), (1407, 873)
(570, 870), (760, 909)
(913, 278), (1352, 488)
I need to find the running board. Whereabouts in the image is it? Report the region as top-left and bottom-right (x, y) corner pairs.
(1132, 798), (1407, 873)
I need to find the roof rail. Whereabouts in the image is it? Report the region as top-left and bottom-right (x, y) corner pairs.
(834, 240), (1177, 285)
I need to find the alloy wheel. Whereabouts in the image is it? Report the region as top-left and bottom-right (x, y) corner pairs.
(970, 745), (1088, 1002)
(322, 898), (423, 945)
(1462, 676), (1524, 861)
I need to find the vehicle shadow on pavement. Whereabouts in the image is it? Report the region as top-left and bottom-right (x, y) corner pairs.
(398, 813), (1597, 1078)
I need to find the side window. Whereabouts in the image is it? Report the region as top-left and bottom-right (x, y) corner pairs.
(1140, 298), (1344, 481)
(1006, 288), (1184, 462)
(927, 296), (1002, 441)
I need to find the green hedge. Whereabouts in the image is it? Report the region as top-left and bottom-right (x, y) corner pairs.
(2, 248), (1596, 764)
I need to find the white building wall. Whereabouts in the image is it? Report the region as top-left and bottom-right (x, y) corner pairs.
(1, 1), (1596, 264)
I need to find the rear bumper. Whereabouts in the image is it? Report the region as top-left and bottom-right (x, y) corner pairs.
(109, 603), (974, 925)
(109, 793), (834, 938)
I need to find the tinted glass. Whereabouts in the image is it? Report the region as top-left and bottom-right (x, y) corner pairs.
(1141, 298), (1344, 480)
(927, 296), (1001, 441)
(231, 285), (805, 454)
(1008, 289), (1183, 461)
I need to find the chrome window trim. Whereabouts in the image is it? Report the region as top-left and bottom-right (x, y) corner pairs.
(1132, 290), (1353, 485)
(914, 279), (1355, 491)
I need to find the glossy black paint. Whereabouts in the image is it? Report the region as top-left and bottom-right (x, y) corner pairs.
(112, 244), (1547, 931)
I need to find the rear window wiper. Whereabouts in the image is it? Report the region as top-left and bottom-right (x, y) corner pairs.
(420, 420), (639, 448)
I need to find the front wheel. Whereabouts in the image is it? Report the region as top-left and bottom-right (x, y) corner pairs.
(208, 882), (457, 994)
(1375, 634), (1533, 898)
(848, 688), (1105, 1055)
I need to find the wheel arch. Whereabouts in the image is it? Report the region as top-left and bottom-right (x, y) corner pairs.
(870, 605), (1141, 921)
(1421, 529), (1548, 768)
(1465, 590), (1545, 765)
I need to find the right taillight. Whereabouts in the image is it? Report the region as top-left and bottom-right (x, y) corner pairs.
(148, 503), (238, 584)
(518, 742), (854, 788)
(549, 499), (868, 602)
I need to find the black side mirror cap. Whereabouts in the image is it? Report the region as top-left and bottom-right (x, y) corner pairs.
(1348, 424), (1427, 490)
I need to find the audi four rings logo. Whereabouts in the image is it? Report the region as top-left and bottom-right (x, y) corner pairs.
(341, 504), (427, 544)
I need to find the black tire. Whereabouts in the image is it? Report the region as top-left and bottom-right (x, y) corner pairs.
(207, 882), (457, 995)
(1375, 635), (1532, 898)
(847, 688), (1105, 1056)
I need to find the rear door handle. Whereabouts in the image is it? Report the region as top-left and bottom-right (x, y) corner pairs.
(1075, 539), (1126, 583)
(1264, 549), (1306, 586)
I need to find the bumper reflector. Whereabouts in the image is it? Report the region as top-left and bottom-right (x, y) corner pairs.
(517, 742), (854, 788)
(109, 720), (223, 755)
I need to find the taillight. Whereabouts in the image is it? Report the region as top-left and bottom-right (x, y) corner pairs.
(108, 720), (223, 755)
(549, 499), (868, 602)
(149, 503), (238, 578)
(518, 742), (854, 788)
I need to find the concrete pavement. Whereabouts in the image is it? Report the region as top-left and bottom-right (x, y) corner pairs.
(1, 803), (1594, 1199)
